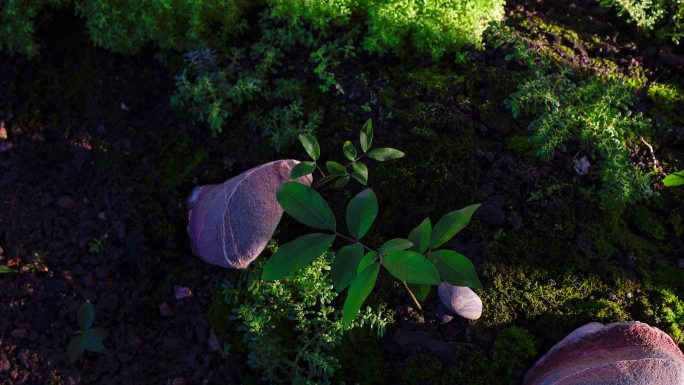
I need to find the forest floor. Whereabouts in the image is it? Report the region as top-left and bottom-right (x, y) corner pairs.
(1, 1), (683, 384)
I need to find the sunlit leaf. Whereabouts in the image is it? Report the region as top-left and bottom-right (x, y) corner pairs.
(331, 244), (364, 291)
(357, 251), (377, 274)
(299, 134), (320, 160)
(262, 233), (336, 280)
(383, 251), (440, 285)
(277, 182), (336, 231)
(350, 162), (368, 185)
(664, 171), (684, 187)
(379, 238), (413, 255)
(290, 161), (316, 179)
(430, 204), (481, 248)
(343, 262), (379, 328)
(360, 119), (373, 153)
(326, 161), (348, 177)
(367, 148), (404, 161)
(407, 218), (431, 254)
(343, 141), (357, 161)
(431, 249), (482, 288)
(346, 189), (378, 239)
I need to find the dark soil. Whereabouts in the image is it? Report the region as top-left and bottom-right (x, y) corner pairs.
(1, 1), (683, 384)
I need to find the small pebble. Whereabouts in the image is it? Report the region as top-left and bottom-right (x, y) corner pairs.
(174, 286), (192, 299)
(97, 212), (107, 221)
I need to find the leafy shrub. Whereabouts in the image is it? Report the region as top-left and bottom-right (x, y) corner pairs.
(648, 82), (684, 111)
(221, 253), (392, 384)
(170, 10), (345, 148)
(646, 289), (684, 346)
(269, 0), (506, 58)
(507, 73), (653, 209)
(598, 0), (684, 44)
(1, 0), (251, 56)
(76, 0), (252, 53)
(0, 0), (67, 57)
(262, 120), (482, 326)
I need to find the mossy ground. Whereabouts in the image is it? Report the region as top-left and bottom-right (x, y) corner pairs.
(1, 2), (683, 384)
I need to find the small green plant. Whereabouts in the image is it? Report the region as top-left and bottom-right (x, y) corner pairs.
(67, 302), (108, 362)
(504, 49), (654, 209)
(270, 0), (505, 58)
(598, 0), (684, 44)
(262, 119), (482, 326)
(222, 253), (391, 384)
(88, 228), (111, 254)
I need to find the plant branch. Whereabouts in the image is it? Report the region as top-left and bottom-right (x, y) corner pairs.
(401, 280), (423, 312)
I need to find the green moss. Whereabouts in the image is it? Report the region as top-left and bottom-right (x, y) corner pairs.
(481, 265), (632, 336)
(648, 82), (684, 111)
(647, 289), (684, 346)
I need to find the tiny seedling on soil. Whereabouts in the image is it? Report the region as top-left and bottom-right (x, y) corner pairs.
(67, 302), (108, 362)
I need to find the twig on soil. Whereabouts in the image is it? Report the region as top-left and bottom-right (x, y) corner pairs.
(639, 136), (664, 175)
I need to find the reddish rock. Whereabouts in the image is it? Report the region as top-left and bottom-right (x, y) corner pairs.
(437, 283), (482, 320)
(187, 160), (311, 269)
(524, 321), (684, 385)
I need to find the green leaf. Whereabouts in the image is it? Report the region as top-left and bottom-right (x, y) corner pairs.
(299, 134), (320, 160)
(343, 141), (357, 161)
(0, 264), (14, 274)
(367, 148), (404, 161)
(277, 182), (336, 231)
(82, 329), (107, 353)
(379, 238), (413, 255)
(664, 171), (684, 187)
(408, 284), (430, 302)
(290, 161), (316, 179)
(78, 302), (95, 330)
(262, 233), (336, 280)
(92, 327), (109, 340)
(360, 118), (373, 153)
(430, 249), (482, 288)
(357, 251), (378, 274)
(346, 188), (378, 239)
(326, 161), (348, 176)
(343, 262), (379, 328)
(350, 162), (368, 185)
(331, 244), (364, 291)
(334, 175), (350, 189)
(67, 335), (85, 362)
(382, 251), (440, 285)
(430, 204), (481, 248)
(407, 218), (431, 254)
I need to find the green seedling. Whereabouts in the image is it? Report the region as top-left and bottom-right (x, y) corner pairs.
(263, 119), (482, 327)
(67, 302), (108, 362)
